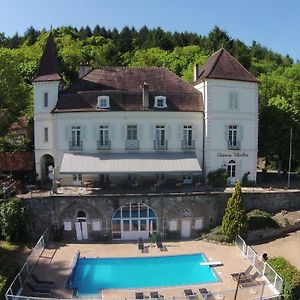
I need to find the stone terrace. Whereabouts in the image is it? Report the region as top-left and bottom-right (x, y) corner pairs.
(23, 240), (278, 300)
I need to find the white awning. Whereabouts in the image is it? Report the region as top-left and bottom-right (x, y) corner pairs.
(59, 152), (201, 174)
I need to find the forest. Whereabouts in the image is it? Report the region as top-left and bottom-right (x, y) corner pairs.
(0, 25), (300, 171)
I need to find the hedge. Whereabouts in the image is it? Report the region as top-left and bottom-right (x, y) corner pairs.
(268, 256), (300, 299)
(247, 209), (280, 230)
(0, 261), (19, 300)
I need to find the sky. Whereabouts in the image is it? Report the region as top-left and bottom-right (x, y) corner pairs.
(1, 0), (300, 61)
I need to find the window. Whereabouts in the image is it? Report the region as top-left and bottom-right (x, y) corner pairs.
(73, 173), (82, 182)
(44, 93), (48, 107)
(183, 125), (193, 147)
(228, 125), (238, 148)
(229, 92), (238, 110)
(227, 160), (236, 178)
(155, 125), (165, 146)
(97, 96), (110, 109)
(44, 127), (48, 142)
(154, 96), (167, 108)
(127, 125), (137, 140)
(99, 125), (109, 146)
(71, 126), (81, 147)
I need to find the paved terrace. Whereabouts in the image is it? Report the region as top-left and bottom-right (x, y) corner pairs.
(23, 241), (277, 300)
(19, 185), (300, 199)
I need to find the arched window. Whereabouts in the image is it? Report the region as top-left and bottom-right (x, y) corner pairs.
(112, 203), (158, 240)
(227, 160), (236, 178)
(77, 210), (87, 222)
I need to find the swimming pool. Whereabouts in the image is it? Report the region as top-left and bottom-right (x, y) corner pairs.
(71, 254), (219, 295)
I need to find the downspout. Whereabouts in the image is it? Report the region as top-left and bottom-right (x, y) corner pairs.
(202, 80), (206, 182)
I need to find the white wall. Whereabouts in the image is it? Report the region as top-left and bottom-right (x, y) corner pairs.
(195, 79), (258, 182)
(54, 111), (204, 172)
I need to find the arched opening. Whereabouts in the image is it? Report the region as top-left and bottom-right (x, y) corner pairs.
(77, 210), (87, 223)
(227, 160), (236, 179)
(40, 154), (55, 184)
(112, 203), (158, 240)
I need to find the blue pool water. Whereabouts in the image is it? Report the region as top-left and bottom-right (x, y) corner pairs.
(71, 254), (219, 295)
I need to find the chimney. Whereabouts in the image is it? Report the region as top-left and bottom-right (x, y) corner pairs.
(193, 64), (199, 82)
(79, 63), (90, 79)
(141, 82), (149, 109)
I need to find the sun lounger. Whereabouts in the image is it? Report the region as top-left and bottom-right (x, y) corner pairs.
(239, 279), (261, 288)
(184, 289), (198, 299)
(138, 238), (144, 252)
(135, 292), (145, 299)
(199, 288), (210, 298)
(31, 274), (55, 286)
(156, 235), (167, 252)
(26, 282), (52, 296)
(239, 271), (260, 284)
(231, 265), (253, 280)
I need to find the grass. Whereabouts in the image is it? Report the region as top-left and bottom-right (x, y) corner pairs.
(0, 241), (28, 300)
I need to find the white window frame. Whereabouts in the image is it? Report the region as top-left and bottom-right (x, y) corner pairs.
(127, 125), (138, 140)
(155, 125), (166, 146)
(183, 125), (193, 146)
(97, 96), (110, 109)
(228, 125), (238, 147)
(229, 91), (239, 111)
(227, 160), (236, 178)
(73, 173), (82, 185)
(71, 125), (81, 147)
(154, 96), (167, 108)
(99, 125), (109, 146)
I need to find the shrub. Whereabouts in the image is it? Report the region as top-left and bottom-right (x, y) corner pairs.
(222, 181), (247, 240)
(202, 226), (232, 243)
(207, 168), (229, 187)
(0, 261), (19, 300)
(0, 199), (30, 243)
(268, 257), (300, 299)
(247, 209), (280, 230)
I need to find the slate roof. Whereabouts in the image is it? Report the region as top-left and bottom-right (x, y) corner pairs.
(194, 48), (259, 84)
(53, 67), (203, 113)
(32, 33), (61, 82)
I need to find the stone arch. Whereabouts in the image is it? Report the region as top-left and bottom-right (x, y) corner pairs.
(40, 154), (55, 184)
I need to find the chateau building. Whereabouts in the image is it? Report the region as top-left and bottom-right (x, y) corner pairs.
(32, 34), (258, 240)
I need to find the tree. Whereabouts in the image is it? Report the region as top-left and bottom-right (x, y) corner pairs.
(0, 199), (30, 243)
(222, 181), (247, 240)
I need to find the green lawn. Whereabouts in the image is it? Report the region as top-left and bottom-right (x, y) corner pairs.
(0, 241), (28, 300)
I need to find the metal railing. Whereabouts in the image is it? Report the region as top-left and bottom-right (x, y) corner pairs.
(228, 140), (241, 150)
(5, 229), (49, 300)
(182, 139), (195, 150)
(69, 140), (83, 151)
(154, 139), (168, 150)
(97, 140), (111, 150)
(126, 139), (139, 150)
(235, 235), (283, 297)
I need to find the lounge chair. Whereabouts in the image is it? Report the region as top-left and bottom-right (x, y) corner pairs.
(239, 271), (260, 284)
(156, 235), (167, 252)
(231, 265), (253, 280)
(26, 282), (52, 296)
(135, 292), (145, 299)
(184, 289), (198, 299)
(31, 274), (55, 286)
(138, 238), (144, 252)
(150, 291), (164, 299)
(199, 288), (210, 298)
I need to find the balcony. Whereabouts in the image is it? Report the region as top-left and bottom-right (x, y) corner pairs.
(228, 140), (241, 150)
(182, 139), (195, 150)
(69, 140), (83, 151)
(97, 140), (111, 150)
(154, 139), (168, 150)
(125, 139), (139, 150)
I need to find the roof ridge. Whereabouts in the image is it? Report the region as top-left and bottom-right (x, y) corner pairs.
(205, 48), (224, 78)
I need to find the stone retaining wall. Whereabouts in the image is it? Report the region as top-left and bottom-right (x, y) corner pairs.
(23, 191), (300, 240)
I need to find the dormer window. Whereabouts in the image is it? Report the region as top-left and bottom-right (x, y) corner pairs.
(154, 96), (167, 108)
(97, 96), (110, 109)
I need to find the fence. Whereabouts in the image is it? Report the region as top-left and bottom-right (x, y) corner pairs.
(5, 229), (49, 300)
(235, 235), (283, 297)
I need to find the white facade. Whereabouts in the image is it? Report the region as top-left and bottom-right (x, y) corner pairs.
(194, 79), (258, 183)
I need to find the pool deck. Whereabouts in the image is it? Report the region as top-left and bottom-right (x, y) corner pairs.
(25, 240), (278, 300)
